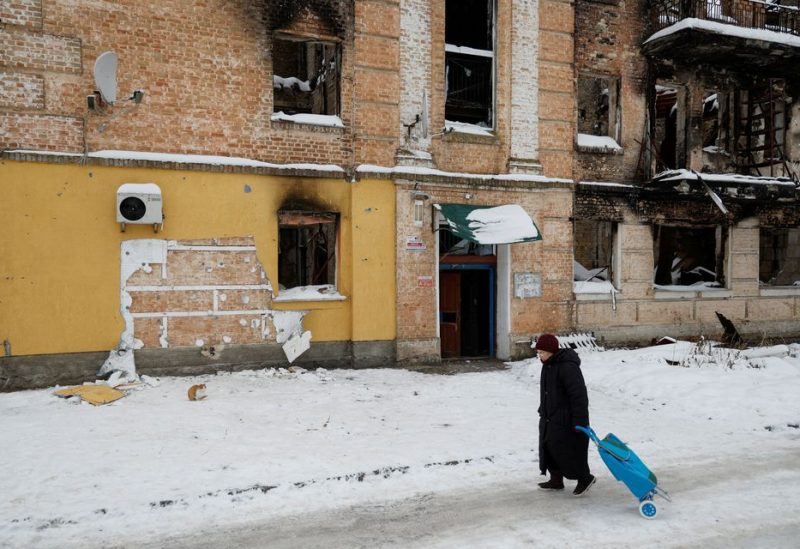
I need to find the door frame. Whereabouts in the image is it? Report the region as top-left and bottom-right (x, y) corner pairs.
(438, 263), (495, 357)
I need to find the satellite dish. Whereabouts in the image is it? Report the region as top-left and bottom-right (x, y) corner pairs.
(94, 51), (118, 104)
(421, 90), (429, 139)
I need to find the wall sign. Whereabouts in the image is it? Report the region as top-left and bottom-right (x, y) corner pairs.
(418, 275), (434, 287)
(514, 272), (541, 298)
(405, 235), (426, 251)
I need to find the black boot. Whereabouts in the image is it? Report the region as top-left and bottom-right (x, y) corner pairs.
(538, 472), (564, 490)
(573, 474), (596, 496)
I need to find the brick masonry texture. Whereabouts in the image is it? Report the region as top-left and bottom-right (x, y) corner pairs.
(125, 238), (276, 349)
(0, 72), (44, 109)
(574, 0), (649, 184)
(0, 0), (43, 29)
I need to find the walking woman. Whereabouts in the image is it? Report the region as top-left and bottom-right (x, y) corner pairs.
(535, 334), (596, 496)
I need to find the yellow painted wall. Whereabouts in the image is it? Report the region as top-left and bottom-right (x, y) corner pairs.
(0, 160), (396, 356)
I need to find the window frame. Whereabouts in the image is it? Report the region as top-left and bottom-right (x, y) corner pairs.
(271, 33), (342, 121)
(576, 73), (622, 152)
(277, 210), (339, 293)
(443, 0), (497, 132)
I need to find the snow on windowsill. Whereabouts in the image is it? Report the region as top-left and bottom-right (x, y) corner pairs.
(574, 280), (619, 295)
(654, 283), (730, 298)
(271, 112), (345, 128)
(445, 120), (495, 138)
(273, 285), (347, 303)
(576, 134), (622, 154)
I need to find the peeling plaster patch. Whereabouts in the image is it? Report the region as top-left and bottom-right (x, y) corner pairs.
(114, 237), (312, 364)
(100, 239), (167, 379)
(268, 310), (311, 363)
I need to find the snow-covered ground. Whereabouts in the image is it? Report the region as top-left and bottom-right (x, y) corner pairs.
(2, 341), (799, 548)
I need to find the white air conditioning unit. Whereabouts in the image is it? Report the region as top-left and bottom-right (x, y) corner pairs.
(116, 183), (163, 232)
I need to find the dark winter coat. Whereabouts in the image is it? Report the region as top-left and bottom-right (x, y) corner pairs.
(538, 348), (590, 479)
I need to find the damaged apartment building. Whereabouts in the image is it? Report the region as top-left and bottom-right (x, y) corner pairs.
(572, 0), (800, 342)
(1, 0), (577, 388)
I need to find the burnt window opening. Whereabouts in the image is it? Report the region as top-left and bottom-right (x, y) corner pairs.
(702, 90), (720, 148)
(273, 37), (340, 116)
(654, 84), (681, 171)
(735, 81), (789, 178)
(445, 0), (495, 128)
(759, 227), (800, 286)
(278, 210), (338, 290)
(439, 229), (494, 257)
(653, 225), (725, 288)
(577, 75), (620, 142)
(574, 220), (616, 284)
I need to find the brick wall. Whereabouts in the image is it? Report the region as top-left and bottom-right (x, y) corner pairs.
(0, 0), (401, 166)
(538, 0), (575, 180)
(574, 0), (649, 183)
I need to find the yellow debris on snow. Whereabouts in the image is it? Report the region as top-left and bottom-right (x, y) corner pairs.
(54, 385), (125, 405)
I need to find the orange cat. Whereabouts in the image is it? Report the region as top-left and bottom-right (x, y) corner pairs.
(187, 383), (207, 401)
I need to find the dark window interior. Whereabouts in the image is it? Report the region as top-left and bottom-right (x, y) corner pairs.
(273, 38), (340, 116)
(278, 211), (337, 289)
(760, 227), (800, 286)
(439, 230), (493, 257)
(445, 0), (493, 126)
(653, 226), (722, 286)
(574, 220), (614, 281)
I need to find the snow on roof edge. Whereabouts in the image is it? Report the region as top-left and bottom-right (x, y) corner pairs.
(5, 149), (345, 173)
(356, 164), (573, 184)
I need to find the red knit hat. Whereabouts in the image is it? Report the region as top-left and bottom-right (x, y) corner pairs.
(535, 333), (559, 353)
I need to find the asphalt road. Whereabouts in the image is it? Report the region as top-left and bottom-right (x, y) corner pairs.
(140, 449), (800, 549)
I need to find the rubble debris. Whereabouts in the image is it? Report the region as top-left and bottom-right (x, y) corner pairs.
(715, 311), (743, 346)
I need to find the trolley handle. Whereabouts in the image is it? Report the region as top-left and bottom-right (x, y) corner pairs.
(574, 425), (601, 446)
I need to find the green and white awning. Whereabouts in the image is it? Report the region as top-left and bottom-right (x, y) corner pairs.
(434, 203), (542, 244)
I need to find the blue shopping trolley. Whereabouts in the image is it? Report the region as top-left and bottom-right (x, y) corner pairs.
(576, 426), (671, 519)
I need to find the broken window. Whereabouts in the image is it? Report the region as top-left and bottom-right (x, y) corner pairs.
(273, 37), (340, 116)
(653, 225), (724, 288)
(735, 81), (788, 177)
(654, 83), (682, 170)
(578, 75), (619, 140)
(574, 220), (615, 283)
(278, 210), (338, 289)
(759, 227), (800, 286)
(445, 0), (494, 128)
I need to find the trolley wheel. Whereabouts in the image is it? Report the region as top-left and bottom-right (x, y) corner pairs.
(639, 499), (657, 519)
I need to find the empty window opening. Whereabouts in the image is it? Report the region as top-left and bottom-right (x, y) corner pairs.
(703, 90), (720, 148)
(578, 75), (620, 143)
(273, 37), (340, 116)
(759, 227), (800, 286)
(653, 225), (724, 288)
(654, 83), (680, 171)
(574, 220), (615, 283)
(735, 80), (788, 177)
(445, 0), (495, 127)
(278, 210), (338, 289)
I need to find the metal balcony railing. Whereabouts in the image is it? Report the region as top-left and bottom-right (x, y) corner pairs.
(651, 0), (800, 37)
